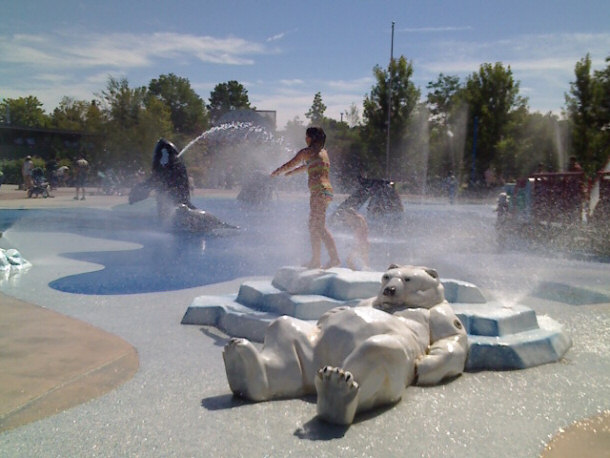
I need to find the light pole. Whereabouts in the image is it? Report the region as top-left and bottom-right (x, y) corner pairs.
(385, 21), (395, 180)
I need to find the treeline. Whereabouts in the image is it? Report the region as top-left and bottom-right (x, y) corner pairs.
(1, 54), (609, 192)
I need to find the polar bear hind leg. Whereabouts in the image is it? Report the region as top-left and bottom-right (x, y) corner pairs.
(342, 334), (411, 412)
(315, 334), (410, 424)
(316, 334), (414, 424)
(223, 338), (270, 401)
(315, 366), (360, 425)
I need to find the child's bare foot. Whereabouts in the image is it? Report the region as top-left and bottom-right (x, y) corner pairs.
(322, 258), (341, 269)
(303, 260), (321, 269)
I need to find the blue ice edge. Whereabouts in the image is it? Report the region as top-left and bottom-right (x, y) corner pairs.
(181, 266), (572, 371)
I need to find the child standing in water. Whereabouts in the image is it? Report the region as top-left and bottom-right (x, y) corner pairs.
(271, 127), (340, 269)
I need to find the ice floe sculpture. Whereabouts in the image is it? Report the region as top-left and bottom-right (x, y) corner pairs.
(183, 265), (572, 424)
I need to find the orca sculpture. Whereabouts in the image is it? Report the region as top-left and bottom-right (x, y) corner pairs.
(129, 138), (238, 233)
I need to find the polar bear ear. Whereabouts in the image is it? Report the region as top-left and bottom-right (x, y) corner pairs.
(424, 268), (439, 279)
(387, 263), (400, 270)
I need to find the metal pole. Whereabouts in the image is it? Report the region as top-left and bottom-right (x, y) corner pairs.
(385, 21), (395, 179)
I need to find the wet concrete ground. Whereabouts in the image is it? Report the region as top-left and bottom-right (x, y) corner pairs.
(0, 186), (608, 457)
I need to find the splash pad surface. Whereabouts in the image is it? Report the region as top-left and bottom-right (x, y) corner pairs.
(0, 189), (608, 457)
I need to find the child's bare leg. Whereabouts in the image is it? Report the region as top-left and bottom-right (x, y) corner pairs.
(305, 228), (322, 269)
(321, 227), (340, 268)
(305, 196), (324, 268)
(311, 194), (340, 268)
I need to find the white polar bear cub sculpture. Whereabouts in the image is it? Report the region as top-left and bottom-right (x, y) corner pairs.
(223, 264), (469, 425)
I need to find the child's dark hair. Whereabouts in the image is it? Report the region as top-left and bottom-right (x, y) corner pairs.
(306, 127), (326, 148)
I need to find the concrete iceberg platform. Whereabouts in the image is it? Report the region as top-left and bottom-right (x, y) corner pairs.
(182, 266), (571, 371)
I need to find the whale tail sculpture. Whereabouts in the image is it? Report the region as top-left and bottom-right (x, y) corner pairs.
(129, 138), (238, 233)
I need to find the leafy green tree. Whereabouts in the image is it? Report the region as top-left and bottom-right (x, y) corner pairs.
(305, 92), (326, 125)
(148, 73), (208, 135)
(593, 56), (610, 171)
(51, 97), (91, 131)
(207, 81), (252, 125)
(98, 76), (148, 129)
(508, 112), (565, 179)
(425, 74), (466, 185)
(461, 63), (528, 184)
(48, 97), (104, 161)
(96, 76), (172, 170)
(84, 100), (104, 134)
(565, 54), (610, 174)
(426, 74), (462, 129)
(0, 96), (49, 128)
(361, 55), (420, 179)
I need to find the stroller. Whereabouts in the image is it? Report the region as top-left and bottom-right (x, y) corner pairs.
(28, 167), (51, 198)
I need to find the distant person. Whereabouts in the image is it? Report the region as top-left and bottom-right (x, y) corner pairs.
(56, 165), (70, 187)
(446, 172), (458, 204)
(22, 155), (33, 190)
(342, 207), (370, 271)
(73, 155), (89, 200)
(271, 126), (340, 269)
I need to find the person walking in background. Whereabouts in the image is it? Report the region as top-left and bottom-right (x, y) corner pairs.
(271, 127), (340, 269)
(22, 155), (33, 191)
(446, 171), (458, 204)
(73, 155), (89, 200)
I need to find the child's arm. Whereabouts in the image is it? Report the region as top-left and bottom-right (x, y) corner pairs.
(285, 164), (307, 176)
(271, 148), (310, 176)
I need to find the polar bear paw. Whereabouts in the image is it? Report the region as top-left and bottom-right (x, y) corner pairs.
(315, 366), (360, 425)
(223, 338), (269, 401)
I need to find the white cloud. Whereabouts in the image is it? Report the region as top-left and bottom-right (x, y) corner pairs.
(326, 77), (374, 92)
(418, 32), (610, 77)
(279, 79), (305, 86)
(266, 32), (285, 42)
(0, 31), (270, 70)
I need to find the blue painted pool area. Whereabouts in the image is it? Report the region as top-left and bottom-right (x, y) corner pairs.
(0, 195), (531, 297)
(0, 197), (314, 295)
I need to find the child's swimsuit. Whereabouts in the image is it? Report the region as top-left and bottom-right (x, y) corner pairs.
(307, 153), (333, 199)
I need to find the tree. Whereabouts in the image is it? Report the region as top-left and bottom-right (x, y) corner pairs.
(426, 74), (466, 186)
(0, 96), (49, 128)
(96, 76), (172, 169)
(361, 55), (420, 178)
(565, 54), (610, 174)
(207, 81), (252, 125)
(305, 92), (326, 125)
(461, 63), (528, 184)
(565, 54), (595, 172)
(51, 97), (91, 131)
(426, 73), (462, 129)
(148, 73), (208, 135)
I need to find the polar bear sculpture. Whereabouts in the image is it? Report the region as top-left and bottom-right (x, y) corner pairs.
(222, 264), (469, 425)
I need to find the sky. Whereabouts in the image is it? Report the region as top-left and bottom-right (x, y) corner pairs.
(1, 0), (609, 130)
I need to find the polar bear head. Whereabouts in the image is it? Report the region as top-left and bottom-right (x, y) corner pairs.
(372, 264), (445, 312)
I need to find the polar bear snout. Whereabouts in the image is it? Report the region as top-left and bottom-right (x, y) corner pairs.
(383, 286), (397, 297)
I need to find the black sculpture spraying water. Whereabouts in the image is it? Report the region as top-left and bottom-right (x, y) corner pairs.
(129, 138), (238, 233)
